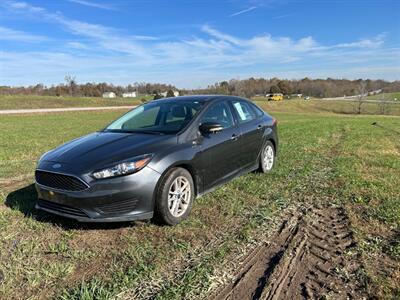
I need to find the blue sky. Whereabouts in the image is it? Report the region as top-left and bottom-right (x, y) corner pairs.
(0, 0), (399, 88)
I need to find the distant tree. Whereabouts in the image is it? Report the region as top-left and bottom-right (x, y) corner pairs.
(64, 75), (77, 96)
(219, 81), (229, 94)
(378, 93), (390, 115)
(166, 89), (175, 97)
(153, 93), (163, 100)
(270, 85), (281, 94)
(55, 85), (63, 96)
(220, 81), (229, 88)
(33, 84), (44, 95)
(277, 81), (291, 95)
(355, 81), (367, 114)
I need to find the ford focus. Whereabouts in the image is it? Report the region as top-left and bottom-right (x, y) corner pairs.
(35, 95), (278, 225)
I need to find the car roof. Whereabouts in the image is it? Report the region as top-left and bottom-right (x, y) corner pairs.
(152, 95), (247, 104)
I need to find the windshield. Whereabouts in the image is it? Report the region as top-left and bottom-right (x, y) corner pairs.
(105, 100), (204, 134)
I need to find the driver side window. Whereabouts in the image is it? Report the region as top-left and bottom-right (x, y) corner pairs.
(201, 102), (234, 129)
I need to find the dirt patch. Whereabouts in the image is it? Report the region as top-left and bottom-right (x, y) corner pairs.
(0, 176), (33, 195)
(211, 205), (365, 300)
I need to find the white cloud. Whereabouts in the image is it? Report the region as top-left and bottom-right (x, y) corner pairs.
(229, 6), (257, 17)
(67, 0), (115, 11)
(0, 26), (47, 42)
(66, 41), (89, 49)
(6, 1), (45, 13)
(272, 14), (294, 20)
(201, 25), (241, 45)
(333, 34), (386, 49)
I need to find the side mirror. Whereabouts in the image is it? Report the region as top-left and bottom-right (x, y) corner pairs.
(199, 122), (223, 134)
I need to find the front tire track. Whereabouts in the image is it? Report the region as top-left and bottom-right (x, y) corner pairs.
(212, 205), (364, 300)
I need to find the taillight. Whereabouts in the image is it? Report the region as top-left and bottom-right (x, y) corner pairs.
(272, 118), (278, 125)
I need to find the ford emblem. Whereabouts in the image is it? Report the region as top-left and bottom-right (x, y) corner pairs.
(52, 163), (61, 169)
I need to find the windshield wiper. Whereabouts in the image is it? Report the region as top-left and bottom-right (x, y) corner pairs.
(123, 129), (165, 135)
(103, 129), (168, 135)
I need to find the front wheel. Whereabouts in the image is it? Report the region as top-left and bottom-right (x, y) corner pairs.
(154, 167), (194, 225)
(260, 141), (275, 173)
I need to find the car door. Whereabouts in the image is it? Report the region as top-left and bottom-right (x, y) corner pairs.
(197, 101), (241, 190)
(230, 99), (264, 169)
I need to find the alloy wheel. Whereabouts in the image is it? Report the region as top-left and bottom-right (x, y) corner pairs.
(168, 176), (191, 217)
(263, 145), (274, 171)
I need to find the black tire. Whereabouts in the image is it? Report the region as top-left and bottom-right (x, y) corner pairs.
(259, 140), (275, 173)
(154, 167), (195, 225)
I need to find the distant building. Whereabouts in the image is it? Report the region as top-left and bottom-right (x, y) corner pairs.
(368, 89), (382, 95)
(102, 92), (116, 98)
(122, 92), (137, 98)
(291, 93), (303, 98)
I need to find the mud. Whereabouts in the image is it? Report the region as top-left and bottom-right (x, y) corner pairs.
(211, 205), (365, 300)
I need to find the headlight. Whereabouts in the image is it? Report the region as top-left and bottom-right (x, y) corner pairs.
(92, 154), (152, 179)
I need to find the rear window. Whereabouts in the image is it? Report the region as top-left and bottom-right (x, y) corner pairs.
(231, 100), (256, 123)
(249, 103), (265, 118)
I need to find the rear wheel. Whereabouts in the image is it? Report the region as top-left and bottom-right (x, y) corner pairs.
(260, 141), (275, 173)
(154, 167), (194, 225)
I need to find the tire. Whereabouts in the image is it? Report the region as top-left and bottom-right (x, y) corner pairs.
(154, 167), (195, 225)
(260, 141), (275, 173)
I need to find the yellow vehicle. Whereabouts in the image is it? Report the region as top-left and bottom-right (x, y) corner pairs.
(268, 93), (283, 101)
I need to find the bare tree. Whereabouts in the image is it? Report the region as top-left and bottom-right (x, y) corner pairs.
(64, 75), (77, 96)
(378, 93), (390, 115)
(355, 81), (367, 114)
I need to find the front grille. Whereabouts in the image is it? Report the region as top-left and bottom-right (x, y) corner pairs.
(96, 198), (138, 215)
(37, 199), (88, 218)
(35, 170), (88, 191)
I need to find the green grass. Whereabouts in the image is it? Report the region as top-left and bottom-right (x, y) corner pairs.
(0, 103), (399, 299)
(2, 94), (400, 115)
(0, 95), (152, 110)
(253, 98), (400, 115)
(0, 110), (126, 180)
(366, 92), (400, 101)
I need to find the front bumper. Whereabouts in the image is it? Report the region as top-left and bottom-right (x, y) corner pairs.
(35, 165), (161, 222)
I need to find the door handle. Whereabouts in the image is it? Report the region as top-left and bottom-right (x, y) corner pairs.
(231, 134), (238, 141)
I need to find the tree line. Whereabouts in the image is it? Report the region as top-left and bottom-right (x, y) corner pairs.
(188, 78), (400, 98)
(1, 77), (399, 98)
(0, 76), (177, 98)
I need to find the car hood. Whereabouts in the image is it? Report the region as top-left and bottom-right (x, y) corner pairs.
(41, 131), (175, 172)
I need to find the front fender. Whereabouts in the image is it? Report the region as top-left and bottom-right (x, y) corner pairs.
(147, 141), (203, 197)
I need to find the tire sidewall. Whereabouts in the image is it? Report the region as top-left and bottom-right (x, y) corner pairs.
(260, 141), (275, 173)
(156, 168), (195, 225)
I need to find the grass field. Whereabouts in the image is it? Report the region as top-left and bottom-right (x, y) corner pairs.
(0, 95), (151, 110)
(253, 97), (400, 115)
(366, 92), (400, 101)
(0, 104), (399, 299)
(1, 94), (400, 116)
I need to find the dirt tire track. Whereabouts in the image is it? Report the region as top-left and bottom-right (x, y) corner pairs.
(212, 205), (365, 300)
